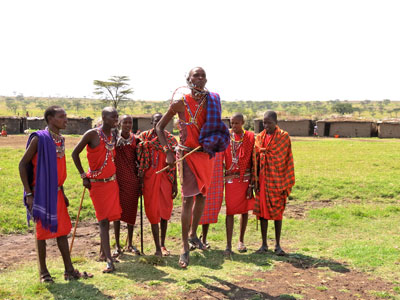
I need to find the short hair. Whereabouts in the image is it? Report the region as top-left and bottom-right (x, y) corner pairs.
(102, 107), (117, 118)
(119, 114), (132, 122)
(151, 112), (163, 122)
(186, 67), (206, 82)
(264, 111), (278, 123)
(44, 106), (63, 124)
(231, 112), (244, 122)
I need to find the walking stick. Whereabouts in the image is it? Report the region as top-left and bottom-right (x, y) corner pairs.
(140, 190), (144, 255)
(156, 146), (201, 174)
(69, 187), (86, 254)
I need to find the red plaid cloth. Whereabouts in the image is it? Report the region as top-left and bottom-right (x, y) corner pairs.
(199, 152), (224, 224)
(253, 126), (295, 219)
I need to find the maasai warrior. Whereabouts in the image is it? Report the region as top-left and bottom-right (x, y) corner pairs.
(137, 113), (178, 257)
(1, 124), (7, 137)
(196, 151), (224, 250)
(253, 111), (295, 256)
(156, 67), (230, 268)
(113, 115), (141, 256)
(72, 107), (122, 273)
(19, 106), (91, 283)
(223, 113), (255, 255)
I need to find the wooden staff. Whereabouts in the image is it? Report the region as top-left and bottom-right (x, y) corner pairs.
(140, 192), (144, 255)
(69, 187), (86, 254)
(156, 146), (202, 174)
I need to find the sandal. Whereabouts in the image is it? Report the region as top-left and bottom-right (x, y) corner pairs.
(238, 242), (247, 253)
(223, 248), (234, 256)
(188, 236), (207, 251)
(179, 251), (189, 268)
(112, 248), (122, 258)
(40, 273), (54, 283)
(64, 269), (93, 281)
(255, 245), (268, 254)
(161, 246), (170, 257)
(102, 261), (115, 273)
(274, 247), (286, 256)
(126, 245), (141, 255)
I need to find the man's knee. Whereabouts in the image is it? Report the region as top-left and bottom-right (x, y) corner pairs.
(99, 219), (109, 227)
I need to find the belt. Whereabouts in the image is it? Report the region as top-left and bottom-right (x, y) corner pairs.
(224, 171), (251, 183)
(32, 186), (62, 191)
(177, 144), (204, 152)
(89, 174), (116, 183)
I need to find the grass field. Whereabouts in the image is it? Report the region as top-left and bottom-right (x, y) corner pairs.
(0, 138), (400, 299)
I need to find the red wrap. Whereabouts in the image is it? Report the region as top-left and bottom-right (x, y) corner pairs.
(224, 130), (255, 215)
(86, 135), (121, 222)
(33, 141), (72, 240)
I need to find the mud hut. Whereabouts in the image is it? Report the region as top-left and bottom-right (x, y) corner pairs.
(254, 118), (312, 136)
(131, 114), (174, 133)
(316, 119), (377, 137)
(0, 116), (24, 134)
(378, 120), (400, 138)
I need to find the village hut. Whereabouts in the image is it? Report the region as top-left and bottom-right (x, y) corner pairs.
(316, 119), (377, 137)
(378, 120), (400, 138)
(0, 116), (24, 134)
(254, 118), (313, 136)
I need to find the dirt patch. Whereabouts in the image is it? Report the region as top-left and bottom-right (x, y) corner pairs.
(183, 262), (395, 299)
(0, 135), (82, 149)
(284, 199), (335, 219)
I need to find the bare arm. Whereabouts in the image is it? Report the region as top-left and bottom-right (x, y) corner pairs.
(71, 130), (98, 190)
(19, 136), (38, 211)
(155, 100), (184, 167)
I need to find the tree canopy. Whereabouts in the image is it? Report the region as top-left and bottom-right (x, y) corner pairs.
(93, 76), (133, 109)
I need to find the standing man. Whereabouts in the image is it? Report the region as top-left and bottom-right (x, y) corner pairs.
(137, 113), (178, 257)
(224, 113), (255, 255)
(156, 67), (230, 268)
(72, 107), (122, 273)
(114, 115), (141, 256)
(253, 111), (295, 256)
(19, 106), (89, 282)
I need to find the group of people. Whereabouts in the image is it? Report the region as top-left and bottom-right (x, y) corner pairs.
(19, 67), (295, 282)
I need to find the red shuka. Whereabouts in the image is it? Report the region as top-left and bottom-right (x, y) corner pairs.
(115, 133), (140, 225)
(86, 134), (121, 222)
(33, 141), (72, 240)
(178, 94), (214, 197)
(224, 130), (255, 216)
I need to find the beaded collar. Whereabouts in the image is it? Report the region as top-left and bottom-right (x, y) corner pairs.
(117, 132), (134, 147)
(46, 127), (65, 158)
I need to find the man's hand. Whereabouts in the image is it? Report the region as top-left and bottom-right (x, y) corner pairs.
(166, 151), (176, 168)
(26, 195), (34, 213)
(246, 185), (253, 199)
(64, 194), (69, 207)
(172, 182), (178, 199)
(83, 178), (91, 190)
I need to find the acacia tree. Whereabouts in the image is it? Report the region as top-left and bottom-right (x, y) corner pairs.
(93, 76), (133, 109)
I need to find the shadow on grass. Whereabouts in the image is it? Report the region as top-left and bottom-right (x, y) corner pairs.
(229, 250), (350, 273)
(47, 280), (110, 300)
(187, 275), (292, 300)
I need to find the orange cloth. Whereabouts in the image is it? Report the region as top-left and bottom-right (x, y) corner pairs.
(179, 94), (214, 196)
(32, 143), (72, 240)
(86, 136), (121, 222)
(141, 131), (173, 224)
(253, 127), (295, 220)
(224, 131), (255, 215)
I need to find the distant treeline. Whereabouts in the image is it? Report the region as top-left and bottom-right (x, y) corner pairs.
(1, 95), (400, 131)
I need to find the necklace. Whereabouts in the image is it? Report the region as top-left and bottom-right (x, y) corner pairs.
(88, 128), (116, 177)
(229, 130), (245, 168)
(181, 93), (207, 129)
(117, 132), (134, 147)
(46, 127), (65, 158)
(99, 128), (116, 151)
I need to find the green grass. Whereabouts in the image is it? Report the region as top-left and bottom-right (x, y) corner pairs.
(1, 138), (400, 299)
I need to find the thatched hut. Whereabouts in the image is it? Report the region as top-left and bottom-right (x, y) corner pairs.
(316, 119), (377, 137)
(378, 120), (400, 138)
(254, 118), (312, 136)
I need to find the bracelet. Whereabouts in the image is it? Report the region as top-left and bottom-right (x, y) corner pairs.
(80, 172), (87, 179)
(248, 185), (254, 188)
(25, 192), (33, 197)
(163, 145), (172, 153)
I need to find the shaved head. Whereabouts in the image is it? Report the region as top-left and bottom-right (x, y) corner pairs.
(264, 111), (278, 123)
(119, 114), (132, 122)
(186, 67), (206, 82)
(231, 112), (244, 122)
(102, 107), (117, 118)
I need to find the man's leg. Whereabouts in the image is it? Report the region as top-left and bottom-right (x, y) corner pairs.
(113, 220), (122, 255)
(256, 217), (268, 253)
(99, 219), (114, 272)
(56, 235), (74, 273)
(239, 213), (249, 244)
(225, 215), (234, 252)
(37, 239), (50, 277)
(274, 220), (285, 255)
(160, 218), (170, 256)
(181, 196), (194, 253)
(151, 223), (162, 256)
(189, 194), (206, 241)
(201, 224), (209, 246)
(127, 224), (134, 248)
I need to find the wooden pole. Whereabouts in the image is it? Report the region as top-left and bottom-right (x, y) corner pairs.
(156, 146), (201, 174)
(69, 187), (86, 254)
